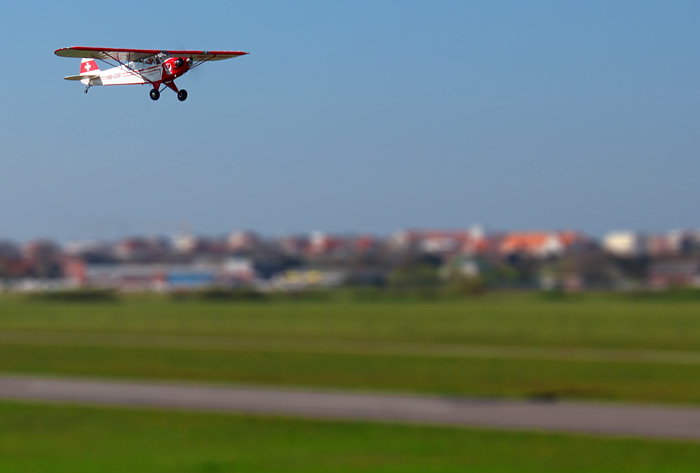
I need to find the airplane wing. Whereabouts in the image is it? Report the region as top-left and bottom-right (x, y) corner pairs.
(169, 50), (249, 62)
(55, 47), (248, 63)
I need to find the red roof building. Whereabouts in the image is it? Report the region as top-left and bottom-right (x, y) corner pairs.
(499, 231), (586, 257)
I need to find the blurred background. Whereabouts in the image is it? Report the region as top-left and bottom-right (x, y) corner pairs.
(2, 226), (700, 293)
(1, 1), (700, 472)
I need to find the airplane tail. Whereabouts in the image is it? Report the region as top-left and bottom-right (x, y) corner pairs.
(80, 58), (100, 75)
(63, 58), (101, 83)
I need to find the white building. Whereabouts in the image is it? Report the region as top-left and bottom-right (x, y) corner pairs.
(602, 231), (644, 257)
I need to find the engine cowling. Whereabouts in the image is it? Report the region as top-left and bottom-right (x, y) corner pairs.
(163, 57), (191, 79)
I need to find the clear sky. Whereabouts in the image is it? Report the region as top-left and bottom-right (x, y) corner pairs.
(1, 1), (698, 241)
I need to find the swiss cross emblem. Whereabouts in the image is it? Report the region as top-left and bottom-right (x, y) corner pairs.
(81, 60), (97, 74)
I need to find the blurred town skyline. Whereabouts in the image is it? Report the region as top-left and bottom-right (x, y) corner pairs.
(2, 223), (700, 293)
(4, 222), (700, 253)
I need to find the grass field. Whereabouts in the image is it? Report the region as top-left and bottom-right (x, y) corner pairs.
(1, 401), (700, 473)
(2, 293), (700, 350)
(0, 293), (699, 404)
(1, 293), (699, 471)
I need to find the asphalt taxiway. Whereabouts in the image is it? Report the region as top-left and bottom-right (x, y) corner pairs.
(0, 375), (699, 441)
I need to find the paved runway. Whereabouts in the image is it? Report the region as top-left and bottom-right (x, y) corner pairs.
(1, 375), (699, 441)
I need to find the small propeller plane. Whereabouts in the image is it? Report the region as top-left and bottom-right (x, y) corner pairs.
(54, 47), (248, 101)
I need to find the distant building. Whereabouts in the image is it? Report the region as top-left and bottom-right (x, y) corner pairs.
(499, 231), (585, 258)
(388, 227), (488, 256)
(272, 269), (345, 290)
(115, 237), (166, 261)
(0, 241), (21, 259)
(227, 231), (261, 253)
(278, 235), (309, 256)
(648, 258), (700, 288)
(602, 231), (645, 257)
(173, 233), (200, 254)
(63, 240), (114, 263)
(308, 231), (347, 256)
(646, 234), (674, 257)
(63, 258), (257, 291)
(352, 234), (380, 254)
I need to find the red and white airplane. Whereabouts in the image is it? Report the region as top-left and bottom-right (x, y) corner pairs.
(54, 47), (248, 101)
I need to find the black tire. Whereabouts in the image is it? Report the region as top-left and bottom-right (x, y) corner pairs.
(150, 89), (160, 101)
(177, 89), (188, 102)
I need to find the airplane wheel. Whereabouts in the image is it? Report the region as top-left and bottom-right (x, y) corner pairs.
(150, 89), (160, 101)
(178, 89), (188, 102)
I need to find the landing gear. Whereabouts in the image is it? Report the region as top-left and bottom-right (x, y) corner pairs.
(164, 81), (187, 102)
(84, 85), (90, 94)
(150, 83), (186, 101)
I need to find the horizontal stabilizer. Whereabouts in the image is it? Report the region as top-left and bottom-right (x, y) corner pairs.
(64, 74), (98, 81)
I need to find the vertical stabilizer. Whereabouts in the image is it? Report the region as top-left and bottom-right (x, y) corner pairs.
(80, 58), (100, 75)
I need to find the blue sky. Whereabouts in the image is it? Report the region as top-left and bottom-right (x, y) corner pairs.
(1, 1), (699, 240)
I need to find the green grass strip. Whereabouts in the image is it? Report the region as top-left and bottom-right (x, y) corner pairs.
(1, 401), (699, 473)
(1, 296), (699, 350)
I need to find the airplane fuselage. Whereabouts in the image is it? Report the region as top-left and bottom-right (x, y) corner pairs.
(82, 55), (190, 87)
